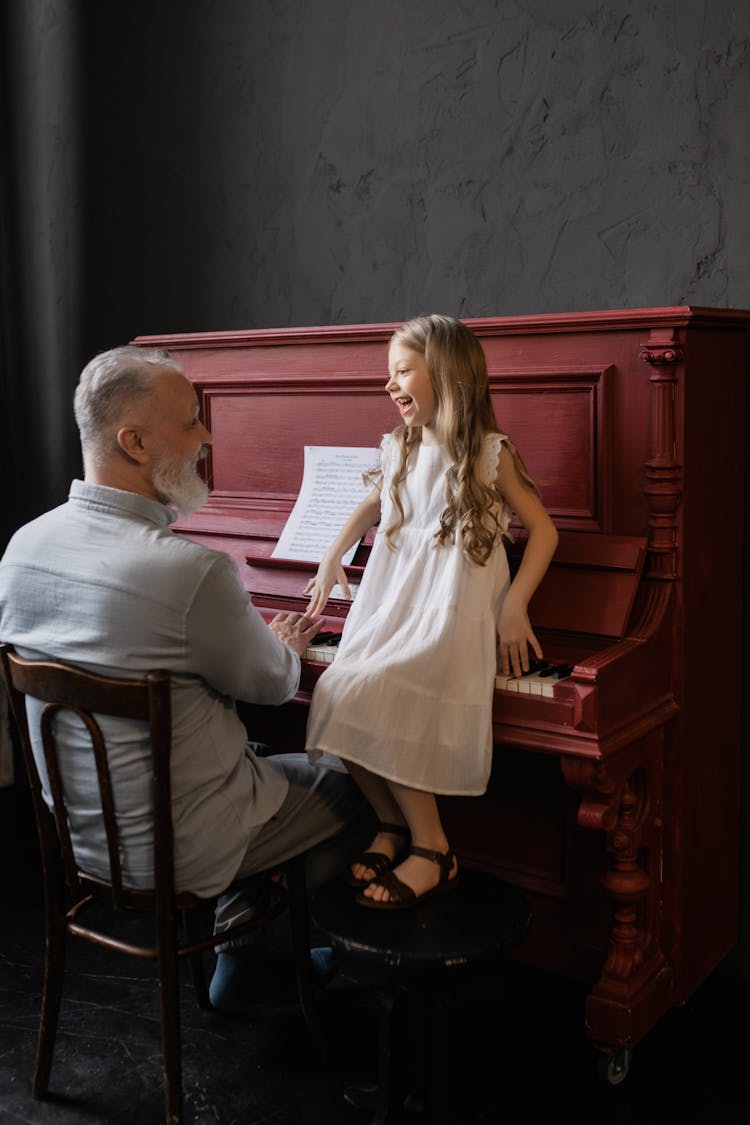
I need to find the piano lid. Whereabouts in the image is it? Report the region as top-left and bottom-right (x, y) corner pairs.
(514, 530), (648, 641)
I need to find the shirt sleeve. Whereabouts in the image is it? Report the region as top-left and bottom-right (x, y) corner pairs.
(184, 552), (301, 705)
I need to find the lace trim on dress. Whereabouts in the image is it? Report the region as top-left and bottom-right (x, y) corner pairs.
(379, 433), (395, 480)
(484, 432), (513, 538)
(484, 432), (505, 483)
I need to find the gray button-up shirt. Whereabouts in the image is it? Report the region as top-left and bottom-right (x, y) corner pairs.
(0, 480), (299, 896)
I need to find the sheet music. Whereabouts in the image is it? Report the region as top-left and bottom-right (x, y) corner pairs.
(272, 445), (379, 565)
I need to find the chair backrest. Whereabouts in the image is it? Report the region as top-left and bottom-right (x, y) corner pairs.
(0, 644), (172, 911)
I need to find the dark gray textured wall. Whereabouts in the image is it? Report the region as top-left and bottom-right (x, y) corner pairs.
(85, 0), (750, 340)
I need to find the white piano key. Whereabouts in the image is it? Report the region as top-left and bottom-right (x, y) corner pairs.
(330, 583), (359, 601)
(304, 643), (339, 663)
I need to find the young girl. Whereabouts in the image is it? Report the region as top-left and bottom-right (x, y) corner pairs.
(304, 314), (558, 910)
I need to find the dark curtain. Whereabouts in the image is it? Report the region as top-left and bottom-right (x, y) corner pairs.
(0, 0), (87, 550)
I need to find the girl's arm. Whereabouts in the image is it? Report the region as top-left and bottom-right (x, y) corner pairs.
(495, 446), (559, 677)
(303, 485), (382, 616)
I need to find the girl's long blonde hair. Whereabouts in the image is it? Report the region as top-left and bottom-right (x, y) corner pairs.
(375, 314), (535, 566)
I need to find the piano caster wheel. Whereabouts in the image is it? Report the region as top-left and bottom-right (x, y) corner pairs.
(596, 1046), (632, 1087)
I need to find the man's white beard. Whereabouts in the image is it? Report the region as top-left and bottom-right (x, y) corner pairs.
(152, 450), (209, 516)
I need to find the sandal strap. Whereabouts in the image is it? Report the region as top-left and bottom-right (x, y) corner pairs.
(409, 846), (456, 884)
(352, 850), (393, 877)
(367, 867), (416, 906)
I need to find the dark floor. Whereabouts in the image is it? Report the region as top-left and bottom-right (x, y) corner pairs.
(1, 789), (748, 1125)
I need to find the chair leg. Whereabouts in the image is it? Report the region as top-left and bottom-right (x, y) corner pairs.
(32, 908), (66, 1098)
(187, 952), (209, 1010)
(420, 985), (451, 1125)
(182, 909), (210, 1010)
(157, 925), (184, 1124)
(286, 857), (331, 1061)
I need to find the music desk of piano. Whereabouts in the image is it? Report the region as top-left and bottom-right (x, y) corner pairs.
(134, 306), (749, 1079)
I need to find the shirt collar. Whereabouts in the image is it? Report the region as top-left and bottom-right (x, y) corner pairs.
(69, 479), (178, 528)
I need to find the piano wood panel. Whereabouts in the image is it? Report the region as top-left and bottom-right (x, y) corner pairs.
(169, 341), (615, 537)
(201, 379), (392, 500)
(488, 365), (613, 528)
(134, 305), (749, 1068)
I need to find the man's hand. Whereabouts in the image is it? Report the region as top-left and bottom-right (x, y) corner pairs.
(269, 611), (325, 657)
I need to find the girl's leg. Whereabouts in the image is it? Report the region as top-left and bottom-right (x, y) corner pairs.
(361, 781), (458, 903)
(345, 761), (409, 883)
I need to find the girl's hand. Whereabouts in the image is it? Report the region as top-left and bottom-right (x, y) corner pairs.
(496, 593), (543, 677)
(304, 557), (350, 617)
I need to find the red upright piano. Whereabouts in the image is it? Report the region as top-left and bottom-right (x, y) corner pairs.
(134, 306), (749, 1077)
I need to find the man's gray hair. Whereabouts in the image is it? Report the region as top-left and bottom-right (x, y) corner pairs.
(73, 345), (183, 464)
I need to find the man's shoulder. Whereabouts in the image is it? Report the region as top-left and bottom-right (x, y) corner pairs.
(1, 497), (235, 587)
(126, 526), (246, 610)
(1, 501), (71, 554)
(150, 528), (234, 574)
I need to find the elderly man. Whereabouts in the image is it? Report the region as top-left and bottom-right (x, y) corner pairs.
(0, 345), (373, 1013)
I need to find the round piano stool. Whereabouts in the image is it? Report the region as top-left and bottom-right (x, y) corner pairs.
(312, 866), (532, 1125)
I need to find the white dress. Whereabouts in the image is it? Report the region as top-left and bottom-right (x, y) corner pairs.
(305, 432), (512, 796)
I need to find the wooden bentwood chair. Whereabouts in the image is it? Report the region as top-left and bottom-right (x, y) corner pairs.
(0, 644), (327, 1125)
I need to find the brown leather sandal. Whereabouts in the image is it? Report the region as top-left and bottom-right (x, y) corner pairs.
(344, 822), (411, 889)
(356, 845), (459, 910)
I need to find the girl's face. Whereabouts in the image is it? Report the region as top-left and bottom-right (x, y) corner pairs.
(385, 341), (438, 441)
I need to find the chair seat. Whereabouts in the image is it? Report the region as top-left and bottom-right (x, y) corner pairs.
(312, 866), (531, 975)
(311, 868), (531, 1125)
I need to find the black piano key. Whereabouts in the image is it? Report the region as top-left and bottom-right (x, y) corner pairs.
(538, 662), (572, 678)
(527, 661), (557, 676)
(312, 631), (342, 645)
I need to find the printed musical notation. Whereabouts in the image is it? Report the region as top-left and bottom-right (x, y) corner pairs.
(272, 445), (378, 565)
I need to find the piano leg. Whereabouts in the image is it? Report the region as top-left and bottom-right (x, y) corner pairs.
(561, 734), (675, 1069)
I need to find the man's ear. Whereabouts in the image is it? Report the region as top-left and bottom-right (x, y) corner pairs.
(116, 426), (149, 464)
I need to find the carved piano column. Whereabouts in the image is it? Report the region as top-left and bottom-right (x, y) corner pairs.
(639, 330), (683, 580)
(597, 771), (651, 982)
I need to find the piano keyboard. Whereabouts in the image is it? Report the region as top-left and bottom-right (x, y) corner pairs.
(495, 660), (573, 697)
(303, 632), (342, 664)
(304, 634), (572, 694)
